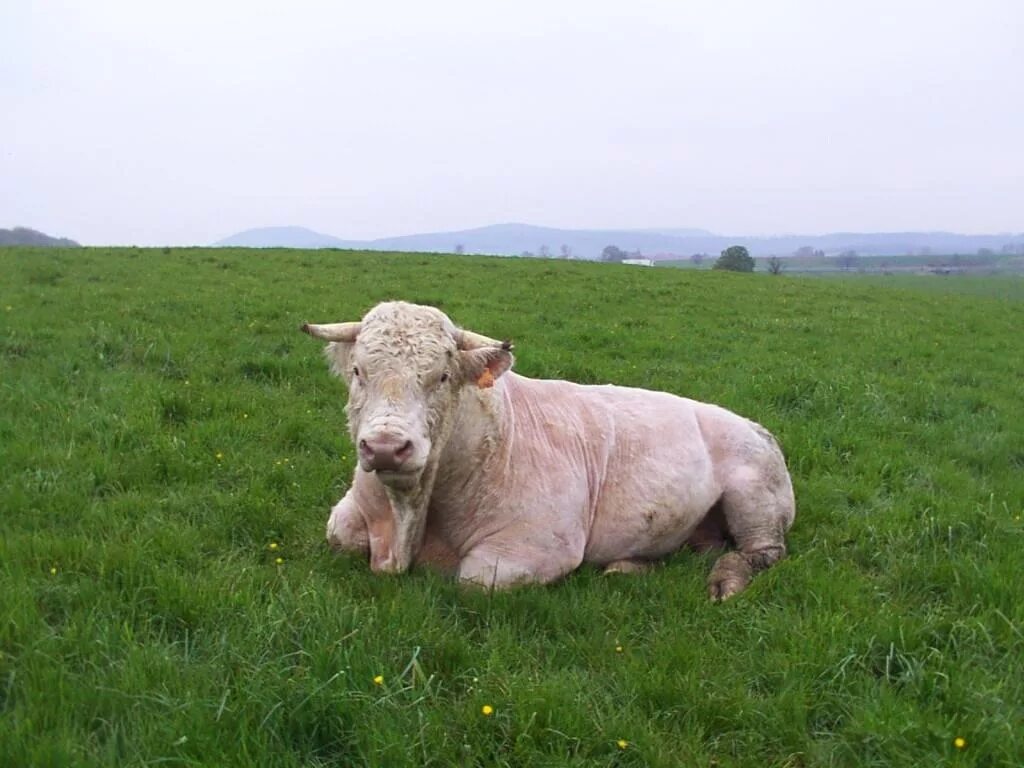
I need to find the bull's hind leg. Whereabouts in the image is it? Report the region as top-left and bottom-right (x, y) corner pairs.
(707, 465), (795, 601)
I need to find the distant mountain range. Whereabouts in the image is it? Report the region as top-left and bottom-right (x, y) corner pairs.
(0, 227), (80, 247)
(215, 223), (1024, 259)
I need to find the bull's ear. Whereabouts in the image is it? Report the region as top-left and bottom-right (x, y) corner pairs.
(324, 341), (356, 382)
(302, 321), (361, 382)
(460, 346), (514, 389)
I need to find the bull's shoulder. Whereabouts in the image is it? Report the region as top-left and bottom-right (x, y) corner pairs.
(505, 374), (616, 434)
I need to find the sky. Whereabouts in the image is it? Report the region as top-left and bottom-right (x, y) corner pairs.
(1, 0), (1022, 246)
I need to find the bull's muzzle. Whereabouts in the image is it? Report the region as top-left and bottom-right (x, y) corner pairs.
(358, 432), (416, 473)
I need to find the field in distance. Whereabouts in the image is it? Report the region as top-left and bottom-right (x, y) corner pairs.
(2, 246), (1022, 766)
(661, 249), (1024, 277)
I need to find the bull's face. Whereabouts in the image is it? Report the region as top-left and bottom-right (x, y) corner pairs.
(304, 302), (513, 492)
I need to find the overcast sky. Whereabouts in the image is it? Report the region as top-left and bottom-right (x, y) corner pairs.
(2, 0), (1021, 245)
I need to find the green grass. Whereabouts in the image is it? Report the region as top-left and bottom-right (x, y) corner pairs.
(2, 246), (1022, 767)
(817, 273), (1024, 302)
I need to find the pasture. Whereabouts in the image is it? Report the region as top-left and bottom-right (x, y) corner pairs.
(2, 247), (1022, 767)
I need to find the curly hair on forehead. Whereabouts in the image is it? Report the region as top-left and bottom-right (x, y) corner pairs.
(356, 304), (457, 364)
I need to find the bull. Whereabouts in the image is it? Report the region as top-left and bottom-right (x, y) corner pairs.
(302, 301), (795, 599)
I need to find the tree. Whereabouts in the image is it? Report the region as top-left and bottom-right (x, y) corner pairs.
(838, 250), (859, 272)
(767, 256), (783, 275)
(793, 246), (815, 259)
(713, 245), (755, 272)
(454, 243), (465, 255)
(559, 244), (573, 260)
(538, 245), (551, 258)
(690, 252), (706, 267)
(601, 245), (627, 262)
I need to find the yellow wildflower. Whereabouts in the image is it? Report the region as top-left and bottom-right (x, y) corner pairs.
(275, 557), (283, 565)
(954, 737), (966, 749)
(615, 645), (623, 653)
(617, 739), (628, 749)
(269, 542), (279, 551)
(481, 705), (494, 716)
(373, 675), (384, 685)
(50, 566), (57, 575)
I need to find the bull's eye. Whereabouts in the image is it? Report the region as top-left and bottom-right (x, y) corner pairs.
(439, 372), (449, 383)
(352, 366), (360, 378)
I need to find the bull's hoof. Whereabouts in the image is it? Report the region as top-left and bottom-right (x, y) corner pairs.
(707, 552), (753, 601)
(603, 559), (651, 575)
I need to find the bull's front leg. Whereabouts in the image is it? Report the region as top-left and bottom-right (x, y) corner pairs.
(325, 490), (369, 555)
(457, 536), (585, 589)
(327, 490), (404, 573)
(325, 468), (396, 570)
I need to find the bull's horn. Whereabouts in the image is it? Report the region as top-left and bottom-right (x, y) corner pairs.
(301, 321), (362, 342)
(455, 329), (513, 351)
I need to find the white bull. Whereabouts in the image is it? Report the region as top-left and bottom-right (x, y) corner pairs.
(303, 301), (795, 599)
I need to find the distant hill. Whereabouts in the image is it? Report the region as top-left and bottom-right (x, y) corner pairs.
(634, 227), (717, 238)
(214, 222), (728, 258)
(368, 223), (722, 258)
(0, 227), (79, 247)
(213, 222), (1024, 260)
(214, 226), (362, 249)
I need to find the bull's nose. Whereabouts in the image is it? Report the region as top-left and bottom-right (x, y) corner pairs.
(358, 434), (415, 472)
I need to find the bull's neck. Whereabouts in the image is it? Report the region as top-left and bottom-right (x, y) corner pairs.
(380, 462), (437, 573)
(434, 374), (514, 500)
(379, 377), (514, 570)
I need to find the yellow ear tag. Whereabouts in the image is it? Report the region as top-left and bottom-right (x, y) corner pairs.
(476, 368), (495, 389)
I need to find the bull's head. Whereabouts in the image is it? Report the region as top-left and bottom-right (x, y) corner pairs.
(302, 302), (513, 570)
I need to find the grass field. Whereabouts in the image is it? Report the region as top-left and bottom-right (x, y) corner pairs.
(2, 247), (1023, 767)
(827, 273), (1024, 302)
